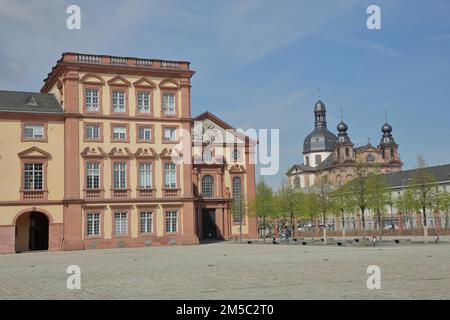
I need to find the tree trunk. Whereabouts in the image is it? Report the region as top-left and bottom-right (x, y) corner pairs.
(423, 206), (428, 244)
(445, 212), (449, 229)
(341, 210), (346, 243)
(263, 215), (266, 242)
(322, 213), (327, 245)
(377, 209), (382, 241)
(361, 207), (367, 245)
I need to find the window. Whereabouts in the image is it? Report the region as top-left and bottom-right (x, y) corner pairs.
(140, 212), (153, 233)
(85, 89), (99, 112)
(202, 175), (214, 198)
(113, 126), (127, 140)
(138, 127), (152, 142)
(164, 162), (176, 188)
(232, 177), (242, 223)
(113, 162), (127, 189)
(139, 163), (152, 189)
(163, 127), (177, 142)
(86, 162), (100, 189)
(87, 213), (100, 236)
(85, 124), (100, 140)
(315, 154), (322, 164)
(305, 156), (309, 166)
(24, 163), (43, 190)
(232, 149), (240, 161)
(114, 212), (128, 235)
(165, 211), (178, 232)
(137, 92), (150, 113)
(203, 150), (212, 162)
(163, 93), (175, 115)
(24, 125), (44, 139)
(112, 90), (126, 112)
(345, 147), (350, 157)
(390, 148), (395, 159)
(294, 177), (301, 188)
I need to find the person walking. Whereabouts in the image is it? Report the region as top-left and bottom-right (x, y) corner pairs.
(435, 233), (440, 244)
(372, 235), (377, 247)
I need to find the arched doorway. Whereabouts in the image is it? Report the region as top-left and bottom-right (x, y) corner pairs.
(15, 211), (49, 252)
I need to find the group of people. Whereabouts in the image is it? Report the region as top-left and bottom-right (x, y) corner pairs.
(371, 233), (440, 246)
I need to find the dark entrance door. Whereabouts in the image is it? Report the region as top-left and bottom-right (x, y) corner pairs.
(29, 212), (49, 251)
(202, 209), (217, 240)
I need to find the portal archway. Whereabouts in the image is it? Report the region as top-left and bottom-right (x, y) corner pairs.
(15, 211), (49, 253)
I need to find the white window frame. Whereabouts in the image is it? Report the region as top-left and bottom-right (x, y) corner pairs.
(113, 162), (127, 189)
(164, 162), (176, 189)
(165, 211), (178, 233)
(140, 212), (153, 233)
(114, 212), (128, 235)
(23, 163), (43, 190)
(163, 93), (175, 115)
(85, 89), (99, 112)
(113, 126), (127, 140)
(86, 162), (100, 189)
(163, 128), (177, 142)
(87, 212), (100, 236)
(112, 90), (126, 112)
(139, 163), (152, 189)
(86, 124), (100, 139)
(139, 127), (152, 141)
(137, 92), (150, 113)
(24, 125), (44, 139)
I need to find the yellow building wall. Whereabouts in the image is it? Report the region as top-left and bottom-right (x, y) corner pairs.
(0, 205), (64, 225)
(0, 119), (65, 202)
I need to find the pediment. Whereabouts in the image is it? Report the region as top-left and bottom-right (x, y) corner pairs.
(108, 147), (134, 158)
(133, 77), (156, 88)
(159, 147), (183, 159)
(18, 147), (52, 159)
(158, 78), (180, 89)
(134, 147), (159, 159)
(80, 147), (107, 158)
(228, 164), (246, 174)
(107, 75), (131, 87)
(80, 73), (105, 85)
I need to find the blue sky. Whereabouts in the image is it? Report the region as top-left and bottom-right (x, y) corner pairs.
(1, 0), (450, 188)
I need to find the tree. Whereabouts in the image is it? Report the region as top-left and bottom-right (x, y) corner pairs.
(249, 178), (276, 242)
(331, 182), (353, 241)
(436, 187), (450, 229)
(313, 175), (334, 245)
(230, 192), (246, 242)
(410, 155), (436, 243)
(300, 192), (320, 240)
(394, 188), (417, 230)
(347, 161), (370, 245)
(366, 171), (390, 240)
(276, 183), (302, 240)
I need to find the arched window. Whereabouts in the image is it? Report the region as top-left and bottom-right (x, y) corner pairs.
(390, 148), (395, 159)
(232, 177), (242, 222)
(202, 175), (214, 198)
(203, 149), (212, 162)
(293, 176), (301, 188)
(345, 147), (350, 157)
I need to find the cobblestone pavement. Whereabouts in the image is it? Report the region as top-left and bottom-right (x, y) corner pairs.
(1, 242), (449, 299)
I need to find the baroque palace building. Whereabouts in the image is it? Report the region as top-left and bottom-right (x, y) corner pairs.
(287, 99), (403, 190)
(0, 53), (257, 254)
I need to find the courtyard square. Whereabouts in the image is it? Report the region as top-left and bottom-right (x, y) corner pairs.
(0, 242), (449, 300)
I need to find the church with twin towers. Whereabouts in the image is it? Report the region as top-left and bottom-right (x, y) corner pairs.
(286, 99), (403, 190)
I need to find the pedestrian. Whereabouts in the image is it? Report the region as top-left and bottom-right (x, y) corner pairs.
(372, 235), (377, 247)
(435, 233), (440, 244)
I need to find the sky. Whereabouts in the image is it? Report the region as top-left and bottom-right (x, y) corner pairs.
(1, 0), (450, 188)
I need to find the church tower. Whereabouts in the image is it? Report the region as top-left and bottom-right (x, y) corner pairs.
(379, 121), (400, 163)
(334, 118), (355, 163)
